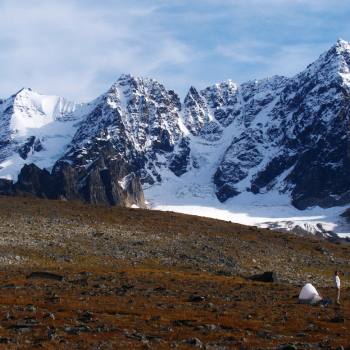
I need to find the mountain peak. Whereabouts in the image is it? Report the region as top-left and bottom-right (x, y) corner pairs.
(335, 38), (350, 50)
(116, 73), (158, 85)
(209, 79), (238, 91)
(326, 38), (350, 60)
(331, 38), (350, 78)
(297, 39), (350, 82)
(11, 87), (33, 98)
(117, 73), (134, 82)
(18, 87), (32, 93)
(112, 73), (166, 94)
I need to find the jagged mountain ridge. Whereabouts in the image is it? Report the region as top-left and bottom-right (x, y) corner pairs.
(0, 87), (146, 207)
(1, 39), (350, 211)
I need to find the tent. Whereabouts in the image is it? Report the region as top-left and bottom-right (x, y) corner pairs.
(298, 283), (322, 304)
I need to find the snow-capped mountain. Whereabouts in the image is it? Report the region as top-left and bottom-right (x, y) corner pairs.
(57, 74), (185, 184)
(1, 39), (350, 235)
(0, 88), (83, 179)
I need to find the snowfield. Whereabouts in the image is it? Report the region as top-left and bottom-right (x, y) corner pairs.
(145, 147), (350, 238)
(146, 182), (350, 237)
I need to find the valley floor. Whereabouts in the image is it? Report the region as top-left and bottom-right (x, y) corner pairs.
(0, 196), (348, 349)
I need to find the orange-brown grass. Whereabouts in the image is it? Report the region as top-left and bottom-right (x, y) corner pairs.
(0, 266), (348, 349)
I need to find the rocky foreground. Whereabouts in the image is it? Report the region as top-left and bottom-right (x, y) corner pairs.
(0, 196), (348, 349)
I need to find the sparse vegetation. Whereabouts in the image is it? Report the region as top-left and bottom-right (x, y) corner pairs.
(0, 196), (348, 348)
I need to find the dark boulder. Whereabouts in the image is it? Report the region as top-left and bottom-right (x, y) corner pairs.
(330, 316), (345, 323)
(248, 271), (278, 283)
(188, 295), (205, 302)
(27, 271), (64, 281)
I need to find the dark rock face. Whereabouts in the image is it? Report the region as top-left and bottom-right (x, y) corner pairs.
(3, 159), (145, 208)
(52, 162), (80, 201)
(285, 112), (350, 209)
(250, 154), (298, 194)
(57, 157), (145, 207)
(168, 138), (191, 177)
(207, 40), (350, 208)
(18, 136), (43, 160)
(16, 164), (55, 198)
(53, 137), (146, 207)
(73, 157), (145, 207)
(0, 178), (14, 195)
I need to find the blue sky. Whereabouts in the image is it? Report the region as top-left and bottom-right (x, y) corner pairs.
(0, 0), (350, 101)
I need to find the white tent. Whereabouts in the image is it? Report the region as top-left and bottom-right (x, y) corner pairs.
(298, 283), (322, 304)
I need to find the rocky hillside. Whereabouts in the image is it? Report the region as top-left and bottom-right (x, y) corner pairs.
(1, 40), (350, 212)
(0, 196), (348, 349)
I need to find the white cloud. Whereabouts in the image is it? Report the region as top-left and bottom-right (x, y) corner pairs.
(0, 0), (195, 101)
(263, 43), (330, 77)
(216, 42), (268, 65)
(216, 41), (330, 79)
(0, 0), (349, 101)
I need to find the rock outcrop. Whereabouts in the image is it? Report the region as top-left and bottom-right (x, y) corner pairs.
(0, 161), (145, 208)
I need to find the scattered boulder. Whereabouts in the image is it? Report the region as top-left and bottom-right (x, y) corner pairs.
(278, 345), (297, 350)
(248, 271), (278, 283)
(0, 337), (10, 344)
(27, 271), (64, 281)
(188, 295), (205, 302)
(64, 325), (91, 335)
(25, 304), (36, 312)
(330, 316), (345, 323)
(184, 337), (203, 348)
(78, 311), (93, 323)
(172, 319), (196, 327)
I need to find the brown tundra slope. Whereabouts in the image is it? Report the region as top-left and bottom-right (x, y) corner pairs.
(0, 196), (348, 349)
